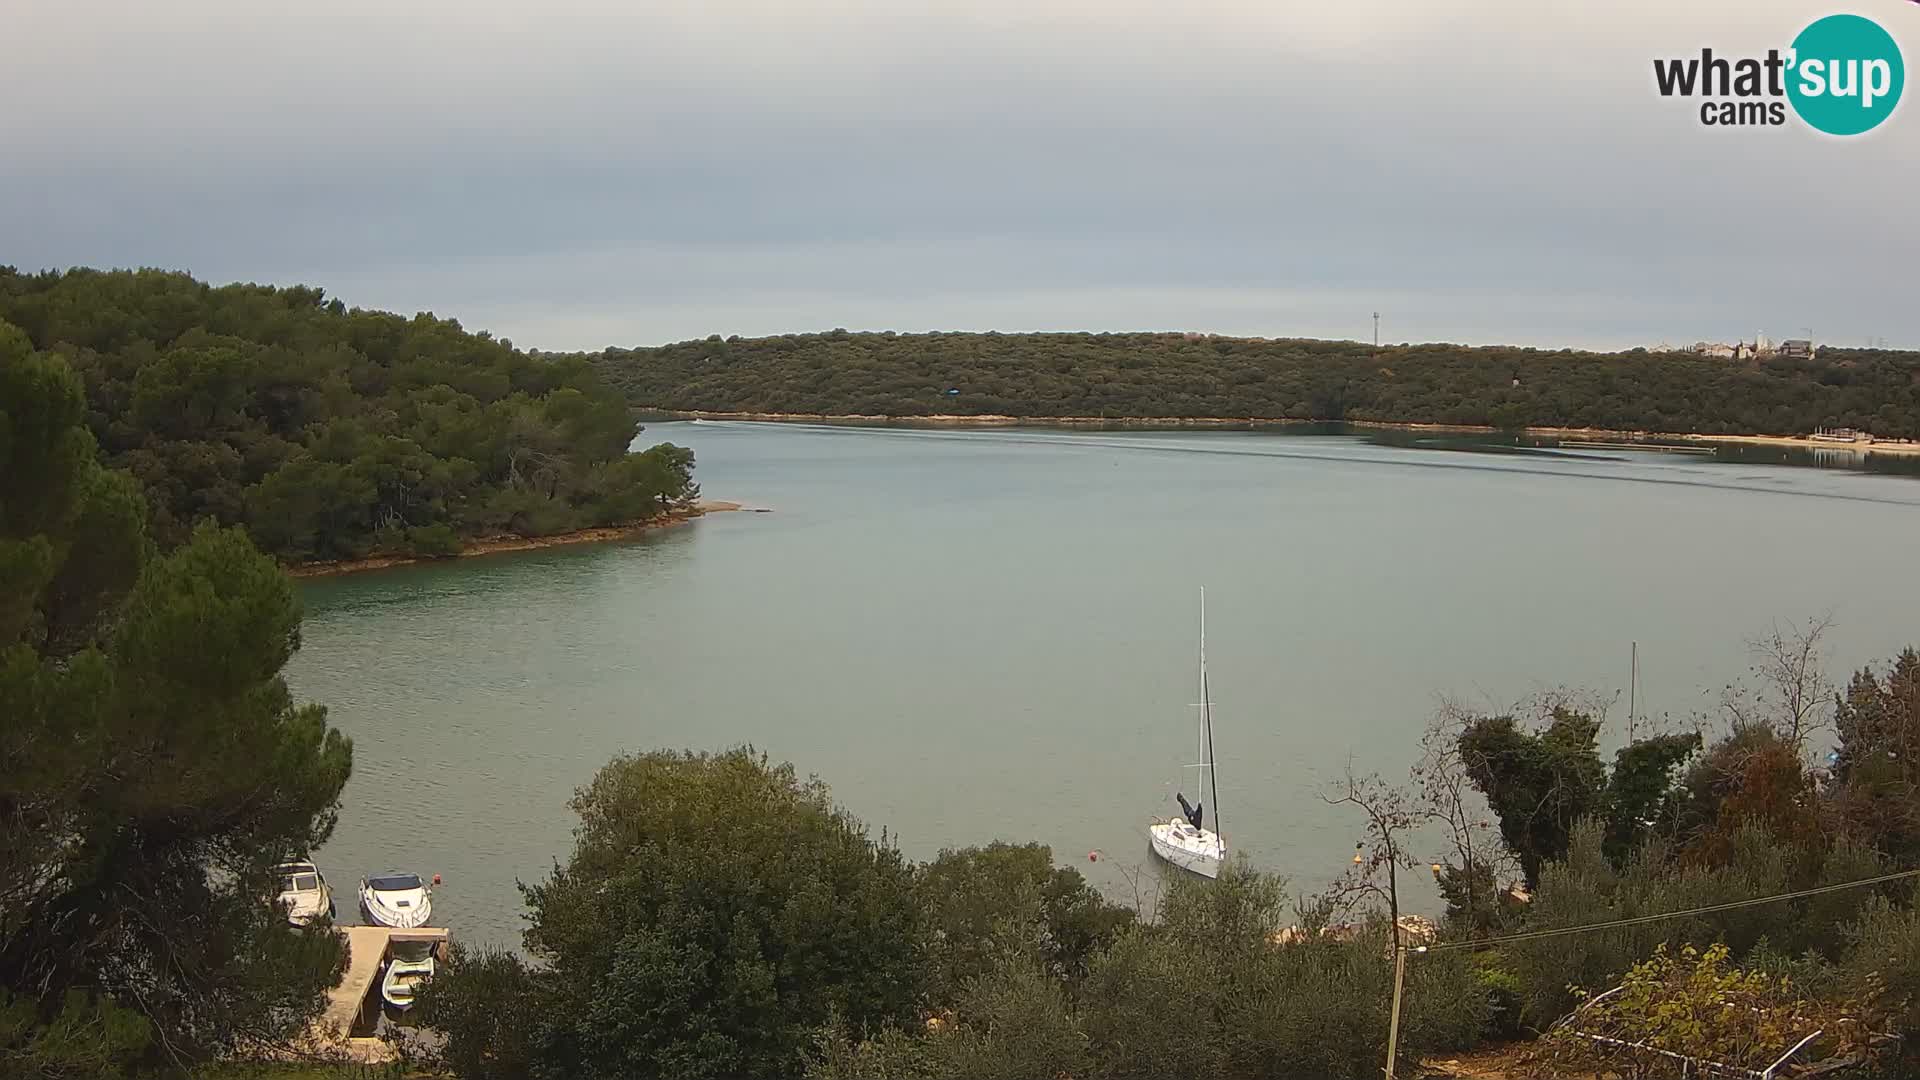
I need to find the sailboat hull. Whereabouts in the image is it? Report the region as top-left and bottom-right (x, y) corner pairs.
(1148, 819), (1224, 878)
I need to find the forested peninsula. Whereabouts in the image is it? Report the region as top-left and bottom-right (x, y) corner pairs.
(591, 331), (1920, 440)
(0, 267), (698, 567)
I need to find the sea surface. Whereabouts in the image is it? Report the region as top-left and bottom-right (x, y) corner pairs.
(287, 422), (1920, 946)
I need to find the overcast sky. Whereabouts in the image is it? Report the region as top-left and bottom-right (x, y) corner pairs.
(3, 0), (1914, 351)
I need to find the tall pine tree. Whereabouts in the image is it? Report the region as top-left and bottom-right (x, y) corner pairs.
(1, 319), (353, 1073)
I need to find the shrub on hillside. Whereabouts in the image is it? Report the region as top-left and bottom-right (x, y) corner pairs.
(418, 947), (545, 1080)
(914, 841), (1134, 1006)
(813, 861), (1489, 1080)
(1541, 942), (1892, 1077)
(425, 748), (920, 1080)
(1842, 896), (1920, 1072)
(1511, 820), (1888, 1025)
(406, 522), (463, 557)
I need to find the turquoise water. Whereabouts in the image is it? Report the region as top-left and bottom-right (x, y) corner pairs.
(287, 422), (1920, 946)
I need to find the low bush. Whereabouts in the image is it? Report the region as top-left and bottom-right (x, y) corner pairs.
(407, 522), (463, 557)
(1468, 953), (1528, 1040)
(1540, 942), (1892, 1077)
(812, 861), (1491, 1080)
(1510, 820), (1887, 1024)
(417, 946), (546, 1080)
(1842, 896), (1920, 1073)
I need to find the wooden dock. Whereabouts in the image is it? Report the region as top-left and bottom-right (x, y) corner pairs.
(303, 925), (450, 1062)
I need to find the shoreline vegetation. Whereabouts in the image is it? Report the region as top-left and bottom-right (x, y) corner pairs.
(283, 499), (749, 578)
(0, 267), (702, 571)
(593, 329), (1920, 444)
(408, 639), (1920, 1080)
(660, 409), (1920, 456)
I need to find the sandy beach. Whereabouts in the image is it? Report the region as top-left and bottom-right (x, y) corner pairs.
(285, 500), (748, 579)
(667, 410), (1920, 456)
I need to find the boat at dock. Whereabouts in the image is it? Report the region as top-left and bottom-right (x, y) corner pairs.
(1147, 588), (1226, 878)
(276, 861), (335, 926)
(359, 872), (433, 929)
(380, 938), (437, 1011)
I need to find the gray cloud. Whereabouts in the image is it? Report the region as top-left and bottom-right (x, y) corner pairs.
(3, 0), (1914, 350)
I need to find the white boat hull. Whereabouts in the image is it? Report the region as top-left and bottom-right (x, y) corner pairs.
(382, 960), (435, 1010)
(360, 888), (432, 929)
(275, 862), (334, 927)
(1148, 819), (1224, 878)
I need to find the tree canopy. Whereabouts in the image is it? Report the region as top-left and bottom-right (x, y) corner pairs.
(590, 330), (1920, 439)
(1, 329), (352, 1074)
(913, 841), (1135, 1005)
(1457, 707), (1700, 889)
(428, 748), (923, 1080)
(0, 267), (698, 565)
(1832, 649), (1920, 863)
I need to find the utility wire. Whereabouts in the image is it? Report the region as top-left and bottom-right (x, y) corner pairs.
(1418, 867), (1920, 954)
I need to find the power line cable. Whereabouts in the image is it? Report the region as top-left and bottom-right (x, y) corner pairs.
(1418, 867), (1920, 954)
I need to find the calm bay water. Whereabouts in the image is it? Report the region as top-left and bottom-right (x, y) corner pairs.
(287, 423), (1920, 946)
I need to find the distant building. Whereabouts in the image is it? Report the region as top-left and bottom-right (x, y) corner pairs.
(1780, 338), (1817, 358)
(1694, 341), (1738, 359)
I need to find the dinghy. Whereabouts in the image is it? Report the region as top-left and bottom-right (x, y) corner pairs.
(380, 938), (437, 1011)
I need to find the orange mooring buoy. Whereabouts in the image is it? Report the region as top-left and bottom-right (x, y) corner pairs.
(1087, 850), (1099, 862)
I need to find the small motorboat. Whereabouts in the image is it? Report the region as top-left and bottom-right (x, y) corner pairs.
(380, 938), (437, 1011)
(359, 871), (433, 929)
(275, 862), (335, 926)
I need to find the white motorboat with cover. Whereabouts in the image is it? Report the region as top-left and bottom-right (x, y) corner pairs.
(380, 938), (437, 1011)
(1148, 589), (1226, 878)
(359, 871), (433, 929)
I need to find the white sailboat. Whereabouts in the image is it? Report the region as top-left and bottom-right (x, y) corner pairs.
(1148, 588), (1226, 878)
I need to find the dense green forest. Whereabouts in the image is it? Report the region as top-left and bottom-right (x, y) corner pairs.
(591, 330), (1920, 439)
(0, 267), (697, 565)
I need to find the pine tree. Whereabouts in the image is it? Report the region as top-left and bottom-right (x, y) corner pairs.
(1, 320), (353, 1071)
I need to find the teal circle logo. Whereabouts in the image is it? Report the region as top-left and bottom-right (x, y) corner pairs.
(1787, 14), (1904, 135)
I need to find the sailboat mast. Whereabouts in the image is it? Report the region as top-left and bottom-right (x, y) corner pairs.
(1197, 588), (1206, 771)
(1201, 588), (1220, 840)
(1628, 641), (1638, 744)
